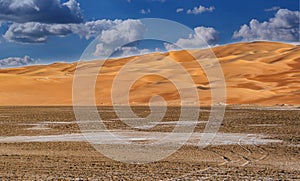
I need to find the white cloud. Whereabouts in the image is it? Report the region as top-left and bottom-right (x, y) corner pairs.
(187, 5), (215, 15)
(176, 8), (184, 13)
(94, 19), (146, 57)
(93, 43), (113, 57)
(0, 0), (89, 44)
(74, 19), (123, 39)
(116, 46), (151, 57)
(99, 20), (145, 45)
(3, 19), (146, 45)
(164, 43), (179, 51)
(265, 6), (281, 12)
(233, 9), (300, 42)
(140, 9), (151, 14)
(0, 0), (82, 23)
(0, 55), (37, 67)
(3, 19), (125, 44)
(4, 22), (74, 43)
(165, 26), (219, 50)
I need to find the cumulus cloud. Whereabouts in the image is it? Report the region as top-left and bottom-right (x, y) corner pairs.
(187, 5), (215, 15)
(115, 46), (151, 57)
(233, 9), (300, 42)
(94, 19), (146, 57)
(93, 43), (113, 57)
(163, 43), (179, 51)
(0, 0), (82, 24)
(76, 19), (123, 39)
(176, 8), (184, 13)
(0, 55), (37, 67)
(3, 19), (125, 44)
(165, 26), (219, 50)
(4, 22), (75, 43)
(99, 20), (145, 45)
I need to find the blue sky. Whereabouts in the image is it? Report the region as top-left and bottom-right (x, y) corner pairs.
(0, 0), (299, 67)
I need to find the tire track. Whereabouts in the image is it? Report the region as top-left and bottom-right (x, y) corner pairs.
(228, 149), (251, 167)
(253, 143), (269, 162)
(168, 148), (230, 180)
(171, 135), (272, 180)
(236, 136), (255, 166)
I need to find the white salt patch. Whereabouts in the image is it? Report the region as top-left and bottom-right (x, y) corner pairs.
(110, 120), (206, 129)
(0, 131), (282, 146)
(20, 120), (115, 130)
(26, 125), (50, 130)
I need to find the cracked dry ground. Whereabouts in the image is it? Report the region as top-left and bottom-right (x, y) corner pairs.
(0, 106), (299, 180)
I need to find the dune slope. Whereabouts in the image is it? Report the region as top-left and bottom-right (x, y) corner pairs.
(0, 41), (299, 106)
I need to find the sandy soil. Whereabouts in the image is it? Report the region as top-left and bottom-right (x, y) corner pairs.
(0, 41), (299, 106)
(0, 106), (299, 180)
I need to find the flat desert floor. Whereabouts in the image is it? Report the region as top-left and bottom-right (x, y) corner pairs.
(0, 106), (299, 180)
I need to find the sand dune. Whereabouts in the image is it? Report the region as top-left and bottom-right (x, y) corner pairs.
(0, 41), (299, 106)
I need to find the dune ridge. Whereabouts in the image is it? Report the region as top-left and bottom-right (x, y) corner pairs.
(0, 41), (299, 106)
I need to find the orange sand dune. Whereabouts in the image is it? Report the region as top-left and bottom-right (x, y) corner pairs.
(0, 41), (299, 106)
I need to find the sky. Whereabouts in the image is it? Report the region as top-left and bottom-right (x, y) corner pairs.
(0, 0), (299, 67)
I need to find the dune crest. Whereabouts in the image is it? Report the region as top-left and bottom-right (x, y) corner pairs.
(0, 41), (299, 106)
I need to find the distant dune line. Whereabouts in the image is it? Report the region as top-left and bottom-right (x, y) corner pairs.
(0, 41), (299, 106)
